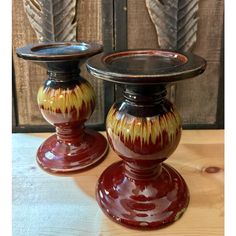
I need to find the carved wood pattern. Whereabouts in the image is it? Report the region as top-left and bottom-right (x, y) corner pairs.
(145, 0), (199, 51)
(145, 0), (200, 105)
(23, 0), (77, 42)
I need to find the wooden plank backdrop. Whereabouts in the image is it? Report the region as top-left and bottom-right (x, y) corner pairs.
(127, 0), (224, 127)
(12, 0), (105, 127)
(13, 0), (224, 130)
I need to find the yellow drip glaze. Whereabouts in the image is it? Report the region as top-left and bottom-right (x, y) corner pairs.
(107, 105), (181, 146)
(37, 82), (95, 118)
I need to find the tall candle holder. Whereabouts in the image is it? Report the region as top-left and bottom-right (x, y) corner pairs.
(16, 42), (108, 173)
(87, 49), (206, 229)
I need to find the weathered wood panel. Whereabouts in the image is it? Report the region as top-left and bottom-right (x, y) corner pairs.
(128, 0), (158, 49)
(126, 0), (176, 104)
(127, 0), (224, 126)
(12, 0), (104, 126)
(175, 0), (224, 125)
(76, 0), (104, 125)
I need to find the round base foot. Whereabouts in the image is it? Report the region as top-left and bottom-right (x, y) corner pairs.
(96, 161), (189, 229)
(37, 129), (108, 173)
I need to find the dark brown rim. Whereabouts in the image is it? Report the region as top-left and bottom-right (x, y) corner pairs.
(103, 50), (188, 64)
(16, 41), (103, 62)
(86, 49), (207, 84)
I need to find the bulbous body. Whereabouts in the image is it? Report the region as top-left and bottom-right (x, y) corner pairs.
(106, 99), (181, 163)
(37, 77), (95, 127)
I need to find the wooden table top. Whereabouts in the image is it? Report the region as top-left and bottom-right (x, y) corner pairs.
(13, 130), (224, 236)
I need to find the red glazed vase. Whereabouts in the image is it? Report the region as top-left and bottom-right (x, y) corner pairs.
(16, 42), (108, 173)
(87, 50), (206, 229)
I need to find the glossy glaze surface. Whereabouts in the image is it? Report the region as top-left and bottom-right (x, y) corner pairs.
(97, 161), (189, 229)
(87, 49), (206, 229)
(86, 49), (207, 84)
(96, 86), (189, 229)
(37, 78), (95, 126)
(37, 129), (108, 173)
(106, 99), (181, 161)
(16, 42), (108, 173)
(36, 71), (107, 173)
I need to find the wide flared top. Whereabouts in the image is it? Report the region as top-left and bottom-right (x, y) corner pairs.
(86, 49), (207, 84)
(16, 42), (103, 62)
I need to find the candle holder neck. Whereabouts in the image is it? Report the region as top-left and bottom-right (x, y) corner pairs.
(124, 85), (167, 105)
(124, 160), (162, 180)
(46, 61), (81, 82)
(56, 125), (85, 144)
(47, 71), (80, 82)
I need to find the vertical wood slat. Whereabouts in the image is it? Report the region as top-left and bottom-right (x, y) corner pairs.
(102, 0), (116, 116)
(127, 0), (176, 104)
(126, 0), (224, 127)
(175, 0), (224, 126)
(216, 33), (224, 128)
(113, 0), (128, 101)
(12, 61), (17, 128)
(114, 0), (128, 51)
(12, 0), (105, 127)
(13, 0), (45, 126)
(76, 0), (104, 125)
(127, 0), (158, 49)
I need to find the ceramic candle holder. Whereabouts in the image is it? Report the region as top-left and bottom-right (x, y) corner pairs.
(87, 50), (206, 229)
(16, 42), (108, 173)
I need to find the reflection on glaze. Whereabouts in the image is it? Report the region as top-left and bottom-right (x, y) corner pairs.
(107, 105), (181, 146)
(97, 86), (189, 229)
(97, 161), (189, 229)
(36, 77), (108, 174)
(106, 103), (181, 159)
(38, 82), (95, 116)
(37, 81), (95, 125)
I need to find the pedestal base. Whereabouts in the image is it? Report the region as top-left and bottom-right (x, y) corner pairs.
(37, 129), (108, 173)
(96, 161), (189, 229)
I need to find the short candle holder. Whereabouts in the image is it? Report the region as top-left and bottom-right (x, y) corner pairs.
(87, 49), (206, 229)
(16, 42), (108, 173)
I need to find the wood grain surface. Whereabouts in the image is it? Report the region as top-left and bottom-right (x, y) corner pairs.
(12, 0), (104, 126)
(127, 0), (224, 126)
(13, 130), (224, 236)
